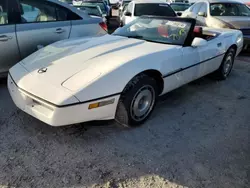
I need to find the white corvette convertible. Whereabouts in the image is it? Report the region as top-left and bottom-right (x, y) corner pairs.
(8, 17), (243, 127)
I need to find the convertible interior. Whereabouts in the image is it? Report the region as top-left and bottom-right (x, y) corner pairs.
(192, 26), (219, 41)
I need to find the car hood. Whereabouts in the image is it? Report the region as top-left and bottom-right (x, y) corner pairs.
(214, 16), (250, 29)
(19, 35), (176, 88)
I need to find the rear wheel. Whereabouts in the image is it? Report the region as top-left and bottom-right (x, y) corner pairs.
(115, 74), (158, 127)
(212, 48), (236, 80)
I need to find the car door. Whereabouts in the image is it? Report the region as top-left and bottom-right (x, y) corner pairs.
(196, 37), (224, 77)
(16, 0), (71, 59)
(181, 37), (223, 83)
(0, 0), (20, 74)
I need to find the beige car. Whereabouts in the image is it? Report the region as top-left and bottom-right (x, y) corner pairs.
(181, 0), (250, 49)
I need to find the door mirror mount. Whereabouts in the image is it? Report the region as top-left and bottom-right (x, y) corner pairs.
(177, 12), (182, 16)
(191, 37), (208, 48)
(198, 11), (207, 17)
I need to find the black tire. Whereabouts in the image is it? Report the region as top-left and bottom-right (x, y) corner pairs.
(212, 48), (236, 80)
(115, 74), (158, 127)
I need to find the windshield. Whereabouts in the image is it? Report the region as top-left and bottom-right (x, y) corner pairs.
(113, 17), (192, 46)
(170, 3), (190, 12)
(81, 2), (106, 12)
(77, 6), (102, 16)
(134, 4), (176, 17)
(123, 4), (128, 11)
(210, 3), (250, 16)
(122, 0), (131, 6)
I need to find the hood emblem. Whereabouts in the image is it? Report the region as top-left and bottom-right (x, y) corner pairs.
(38, 67), (47, 74)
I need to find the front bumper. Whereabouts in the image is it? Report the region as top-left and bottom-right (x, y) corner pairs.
(8, 75), (120, 127)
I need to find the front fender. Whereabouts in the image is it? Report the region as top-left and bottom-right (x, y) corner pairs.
(64, 58), (163, 102)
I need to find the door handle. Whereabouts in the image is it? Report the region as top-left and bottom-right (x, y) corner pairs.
(55, 28), (65, 34)
(217, 42), (222, 47)
(0, 35), (12, 41)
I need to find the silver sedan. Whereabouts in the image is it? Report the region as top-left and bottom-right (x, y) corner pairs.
(0, 0), (107, 77)
(181, 0), (250, 49)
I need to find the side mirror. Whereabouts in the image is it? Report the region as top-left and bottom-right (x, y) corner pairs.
(198, 11), (207, 17)
(125, 12), (132, 16)
(177, 12), (182, 16)
(191, 37), (207, 47)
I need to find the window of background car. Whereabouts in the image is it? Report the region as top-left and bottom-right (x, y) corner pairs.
(113, 18), (191, 45)
(134, 4), (176, 17)
(192, 2), (202, 14)
(127, 2), (133, 13)
(0, 0), (8, 25)
(199, 3), (207, 14)
(123, 4), (128, 12)
(56, 7), (69, 21)
(189, 4), (194, 11)
(78, 6), (102, 17)
(170, 3), (190, 12)
(81, 2), (106, 13)
(210, 3), (250, 16)
(20, 0), (81, 23)
(20, 0), (57, 22)
(56, 6), (81, 21)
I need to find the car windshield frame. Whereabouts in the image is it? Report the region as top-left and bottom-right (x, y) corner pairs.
(170, 3), (190, 12)
(210, 3), (250, 17)
(112, 17), (196, 47)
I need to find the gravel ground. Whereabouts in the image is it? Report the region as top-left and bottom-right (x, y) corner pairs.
(0, 55), (249, 188)
(0, 14), (249, 187)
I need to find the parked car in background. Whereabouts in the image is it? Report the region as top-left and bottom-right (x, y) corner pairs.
(170, 2), (191, 15)
(80, 0), (111, 22)
(181, 0), (250, 49)
(74, 5), (107, 23)
(109, 0), (120, 9)
(118, 0), (131, 23)
(8, 17), (243, 127)
(0, 0), (107, 77)
(103, 0), (113, 16)
(120, 0), (176, 26)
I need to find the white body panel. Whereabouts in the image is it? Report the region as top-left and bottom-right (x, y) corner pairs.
(8, 28), (243, 126)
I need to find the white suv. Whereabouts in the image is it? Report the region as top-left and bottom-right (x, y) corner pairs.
(120, 0), (176, 26)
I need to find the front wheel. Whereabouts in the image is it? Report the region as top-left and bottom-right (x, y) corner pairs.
(115, 74), (158, 127)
